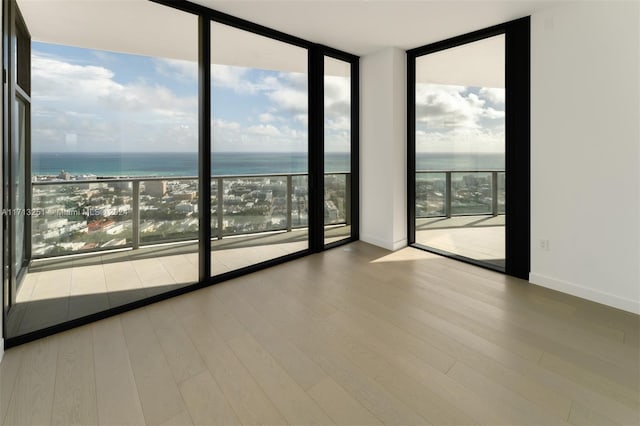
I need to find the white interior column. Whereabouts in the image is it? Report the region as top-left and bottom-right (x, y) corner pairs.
(359, 47), (407, 251)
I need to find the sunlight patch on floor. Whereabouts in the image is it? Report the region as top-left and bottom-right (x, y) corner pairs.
(370, 247), (440, 263)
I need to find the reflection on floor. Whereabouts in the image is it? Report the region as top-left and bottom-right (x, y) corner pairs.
(7, 226), (351, 338)
(416, 215), (505, 267)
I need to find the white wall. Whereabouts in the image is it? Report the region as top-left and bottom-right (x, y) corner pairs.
(360, 2), (639, 314)
(530, 1), (640, 313)
(360, 47), (407, 251)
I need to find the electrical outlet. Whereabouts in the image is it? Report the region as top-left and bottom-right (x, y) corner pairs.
(538, 239), (550, 251)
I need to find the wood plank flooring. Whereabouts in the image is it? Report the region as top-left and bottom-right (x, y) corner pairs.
(1, 241), (638, 426)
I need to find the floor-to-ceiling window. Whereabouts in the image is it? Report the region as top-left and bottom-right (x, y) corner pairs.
(3, 0), (31, 336)
(4, 1), (199, 339)
(2, 0), (359, 346)
(323, 55), (355, 246)
(210, 21), (309, 276)
(408, 18), (530, 278)
(414, 35), (506, 268)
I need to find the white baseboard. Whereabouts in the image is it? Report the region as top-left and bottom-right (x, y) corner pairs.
(391, 238), (408, 251)
(529, 272), (640, 314)
(360, 234), (407, 252)
(360, 234), (393, 250)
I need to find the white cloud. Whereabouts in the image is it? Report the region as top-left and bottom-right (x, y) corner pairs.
(479, 87), (505, 105)
(324, 75), (351, 152)
(416, 83), (505, 128)
(213, 121), (307, 152)
(156, 58), (197, 82)
(212, 64), (259, 94)
(415, 83), (505, 153)
(31, 52), (197, 152)
(210, 67), (309, 151)
(262, 72), (308, 116)
(325, 116), (350, 131)
(483, 107), (505, 120)
(324, 76), (350, 120)
(267, 88), (307, 114)
(207, 65), (311, 151)
(33, 56), (121, 100)
(294, 114), (308, 125)
(247, 124), (281, 136)
(416, 126), (505, 153)
(213, 119), (241, 130)
(416, 84), (477, 129)
(258, 112), (276, 123)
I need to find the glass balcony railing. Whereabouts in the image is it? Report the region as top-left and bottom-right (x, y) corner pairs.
(31, 173), (350, 258)
(416, 170), (505, 218)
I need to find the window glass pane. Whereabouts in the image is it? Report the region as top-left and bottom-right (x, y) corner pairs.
(324, 56), (351, 245)
(415, 35), (505, 268)
(14, 98), (27, 278)
(8, 2), (198, 338)
(211, 22), (308, 276)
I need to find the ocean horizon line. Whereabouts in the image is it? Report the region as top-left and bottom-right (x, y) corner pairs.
(31, 151), (502, 177)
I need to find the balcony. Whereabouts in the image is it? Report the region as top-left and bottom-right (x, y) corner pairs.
(8, 173), (350, 336)
(415, 170), (505, 267)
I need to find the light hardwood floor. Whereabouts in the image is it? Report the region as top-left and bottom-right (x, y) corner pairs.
(1, 241), (638, 425)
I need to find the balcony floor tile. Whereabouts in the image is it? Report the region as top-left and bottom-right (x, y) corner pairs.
(416, 215), (505, 267)
(6, 226), (347, 338)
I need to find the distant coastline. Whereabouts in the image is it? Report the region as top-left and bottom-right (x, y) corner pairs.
(31, 151), (504, 178)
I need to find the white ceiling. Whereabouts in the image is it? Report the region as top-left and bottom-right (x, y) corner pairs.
(416, 34), (505, 87)
(18, 0), (566, 55)
(19, 0), (199, 61)
(194, 0), (560, 55)
(17, 0), (562, 83)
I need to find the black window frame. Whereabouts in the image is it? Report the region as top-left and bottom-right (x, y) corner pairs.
(313, 46), (360, 251)
(2, 0), (32, 342)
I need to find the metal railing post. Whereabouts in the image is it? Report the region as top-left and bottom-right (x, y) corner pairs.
(217, 177), (224, 239)
(286, 175), (293, 231)
(345, 173), (351, 226)
(445, 172), (452, 218)
(491, 171), (498, 216)
(132, 180), (140, 250)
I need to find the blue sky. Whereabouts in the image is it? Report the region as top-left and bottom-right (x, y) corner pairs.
(32, 42), (351, 154)
(32, 41), (502, 155)
(32, 42), (198, 153)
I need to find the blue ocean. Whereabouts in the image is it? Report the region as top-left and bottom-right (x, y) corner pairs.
(415, 152), (504, 171)
(32, 152), (504, 177)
